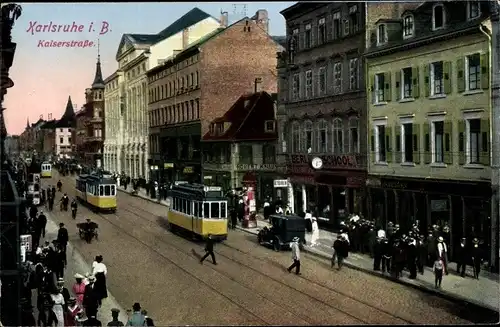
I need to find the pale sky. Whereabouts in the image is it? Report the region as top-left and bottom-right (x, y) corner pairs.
(5, 2), (293, 135)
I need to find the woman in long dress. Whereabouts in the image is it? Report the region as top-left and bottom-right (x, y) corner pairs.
(92, 255), (108, 306)
(49, 288), (65, 327)
(310, 217), (319, 246)
(72, 273), (86, 305)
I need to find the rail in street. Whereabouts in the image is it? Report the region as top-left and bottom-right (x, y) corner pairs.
(41, 171), (499, 325)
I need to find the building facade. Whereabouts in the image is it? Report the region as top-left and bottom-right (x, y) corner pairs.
(5, 135), (19, 157)
(40, 119), (56, 158)
(277, 2), (415, 225)
(147, 10), (283, 183)
(103, 7), (221, 179)
(365, 1), (495, 263)
(202, 91), (278, 206)
(55, 96), (76, 158)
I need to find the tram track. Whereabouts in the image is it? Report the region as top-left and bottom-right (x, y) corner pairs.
(119, 202), (415, 325)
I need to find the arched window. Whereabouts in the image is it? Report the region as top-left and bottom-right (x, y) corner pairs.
(332, 118), (344, 153)
(303, 120), (313, 153)
(292, 121), (300, 153)
(348, 117), (359, 153)
(317, 120), (328, 153)
(432, 4), (445, 30)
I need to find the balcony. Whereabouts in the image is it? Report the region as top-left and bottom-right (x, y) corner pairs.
(84, 135), (103, 143)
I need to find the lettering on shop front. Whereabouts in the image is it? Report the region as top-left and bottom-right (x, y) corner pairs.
(381, 181), (408, 189)
(287, 154), (358, 169)
(237, 164), (276, 171)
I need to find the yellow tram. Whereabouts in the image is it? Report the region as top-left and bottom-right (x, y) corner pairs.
(168, 183), (228, 240)
(75, 173), (117, 212)
(41, 162), (52, 178)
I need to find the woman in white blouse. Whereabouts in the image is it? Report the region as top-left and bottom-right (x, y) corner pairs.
(91, 255), (108, 306)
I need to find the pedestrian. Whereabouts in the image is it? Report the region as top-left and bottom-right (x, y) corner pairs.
(287, 236), (301, 275)
(373, 237), (383, 271)
(433, 257), (445, 288)
(38, 211), (47, 239)
(436, 236), (449, 275)
(406, 237), (418, 279)
(72, 273), (86, 305)
(57, 278), (71, 311)
(48, 196), (54, 211)
(65, 298), (83, 327)
(53, 243), (66, 279)
(455, 237), (467, 277)
(263, 198), (271, 221)
(107, 308), (124, 326)
(92, 255), (108, 306)
(83, 275), (99, 318)
(141, 310), (155, 326)
(471, 238), (482, 279)
(57, 223), (69, 265)
(304, 210), (313, 232)
(21, 298), (36, 327)
(230, 208), (237, 229)
(200, 235), (217, 265)
(332, 234), (349, 270)
(83, 314), (102, 327)
(416, 235), (426, 275)
(30, 203), (38, 220)
(127, 303), (146, 326)
(310, 216), (319, 247)
(49, 285), (65, 327)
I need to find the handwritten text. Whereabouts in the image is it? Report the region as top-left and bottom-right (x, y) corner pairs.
(27, 21), (110, 35)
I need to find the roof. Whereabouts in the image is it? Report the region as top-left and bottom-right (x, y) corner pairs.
(40, 120), (57, 129)
(56, 96), (76, 128)
(155, 7), (213, 43)
(128, 34), (157, 45)
(91, 56), (105, 89)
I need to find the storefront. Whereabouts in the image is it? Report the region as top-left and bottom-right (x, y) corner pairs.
(366, 175), (492, 261)
(285, 154), (367, 228)
(236, 164), (281, 208)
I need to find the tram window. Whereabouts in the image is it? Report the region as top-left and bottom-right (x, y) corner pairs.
(105, 185), (111, 196)
(204, 203), (210, 218)
(187, 200), (191, 215)
(211, 202), (220, 219)
(99, 186), (104, 196)
(111, 185), (116, 195)
(193, 201), (199, 217)
(198, 202), (203, 217)
(174, 198), (179, 211)
(182, 199), (187, 213)
(221, 202), (226, 218)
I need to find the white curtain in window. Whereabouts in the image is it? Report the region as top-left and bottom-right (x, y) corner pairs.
(333, 119), (344, 153)
(317, 120), (328, 153)
(348, 118), (359, 153)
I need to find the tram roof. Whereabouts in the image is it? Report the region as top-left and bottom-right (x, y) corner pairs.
(77, 174), (115, 184)
(171, 183), (225, 200)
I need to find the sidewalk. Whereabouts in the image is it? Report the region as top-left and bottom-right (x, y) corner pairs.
(37, 213), (129, 324)
(117, 185), (171, 206)
(116, 184), (500, 312)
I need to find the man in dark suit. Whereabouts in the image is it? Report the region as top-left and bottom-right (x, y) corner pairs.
(83, 314), (102, 327)
(200, 234), (217, 265)
(83, 275), (100, 318)
(455, 237), (468, 277)
(57, 223), (69, 265)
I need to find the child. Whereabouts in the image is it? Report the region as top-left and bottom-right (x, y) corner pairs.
(433, 257), (444, 288)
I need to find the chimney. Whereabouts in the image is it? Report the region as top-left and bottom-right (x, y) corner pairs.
(253, 10), (269, 34)
(254, 77), (263, 93)
(48, 113), (52, 120)
(182, 28), (189, 49)
(220, 11), (228, 28)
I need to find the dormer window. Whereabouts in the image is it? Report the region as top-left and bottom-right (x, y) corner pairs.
(432, 4), (445, 30)
(403, 15), (414, 38)
(377, 24), (387, 45)
(209, 124), (215, 135)
(467, 1), (480, 20)
(265, 120), (275, 133)
(216, 123), (224, 135)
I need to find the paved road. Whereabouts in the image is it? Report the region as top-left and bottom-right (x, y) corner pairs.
(42, 172), (479, 325)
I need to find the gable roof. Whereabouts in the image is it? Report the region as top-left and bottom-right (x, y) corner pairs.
(56, 96), (76, 128)
(41, 120), (57, 130)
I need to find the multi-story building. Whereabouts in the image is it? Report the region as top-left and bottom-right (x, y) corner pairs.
(5, 134), (19, 157)
(40, 119), (56, 158)
(103, 7), (221, 179)
(19, 118), (32, 153)
(55, 96), (76, 158)
(201, 91), (278, 205)
(365, 1), (494, 263)
(74, 106), (87, 161)
(277, 2), (415, 225)
(147, 10), (283, 183)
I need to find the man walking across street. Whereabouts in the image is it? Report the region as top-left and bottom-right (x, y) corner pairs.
(287, 237), (301, 275)
(107, 308), (124, 326)
(57, 223), (69, 265)
(200, 234), (217, 265)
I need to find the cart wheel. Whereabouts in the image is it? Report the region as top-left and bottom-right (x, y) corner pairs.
(273, 237), (280, 252)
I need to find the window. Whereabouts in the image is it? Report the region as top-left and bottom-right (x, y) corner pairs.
(375, 73), (385, 103)
(431, 61), (444, 95)
(468, 1), (480, 20)
(60, 128), (63, 132)
(239, 145), (253, 164)
(333, 12), (341, 39)
(318, 18), (326, 44)
(60, 137), (63, 144)
(104, 185), (111, 196)
(349, 118), (359, 153)
(318, 67), (327, 96)
(292, 121), (300, 152)
(303, 121), (313, 153)
(221, 202), (226, 219)
(375, 125), (386, 162)
(99, 185), (104, 196)
(333, 119), (344, 153)
(402, 123), (414, 162)
(305, 23), (312, 48)
(292, 73), (300, 100)
(305, 70), (313, 98)
(433, 121), (444, 163)
(466, 53), (480, 91)
(111, 185), (116, 196)
(377, 24), (387, 45)
(349, 5), (359, 33)
(263, 144), (276, 164)
(349, 59), (358, 90)
(343, 19), (350, 36)
(211, 202), (220, 219)
(433, 4), (445, 30)
(468, 119), (481, 164)
(204, 202), (210, 218)
(333, 63), (342, 93)
(402, 67), (413, 99)
(403, 15), (414, 38)
(68, 137), (72, 143)
(317, 120), (328, 152)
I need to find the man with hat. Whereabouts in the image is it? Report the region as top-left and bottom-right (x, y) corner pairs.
(436, 236), (449, 275)
(127, 303), (146, 326)
(57, 277), (71, 310)
(287, 236), (301, 274)
(455, 237), (468, 278)
(56, 223), (69, 265)
(471, 238), (482, 279)
(83, 275), (99, 318)
(200, 234), (217, 265)
(416, 235), (427, 275)
(107, 308), (124, 326)
(83, 313), (102, 327)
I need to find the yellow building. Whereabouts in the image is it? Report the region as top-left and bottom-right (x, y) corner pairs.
(365, 1), (494, 261)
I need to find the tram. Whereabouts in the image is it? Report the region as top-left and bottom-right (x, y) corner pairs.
(167, 183), (228, 240)
(41, 162), (52, 178)
(75, 173), (117, 212)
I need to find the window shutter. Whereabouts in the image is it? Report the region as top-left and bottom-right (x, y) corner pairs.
(395, 124), (401, 163)
(384, 72), (392, 102)
(423, 123), (431, 164)
(369, 74), (375, 103)
(457, 58), (465, 93)
(413, 124), (420, 164)
(480, 119), (490, 165)
(412, 67), (420, 98)
(480, 53), (490, 90)
(443, 61), (452, 94)
(443, 121), (453, 164)
(386, 126), (392, 163)
(458, 120), (466, 165)
(327, 124), (333, 153)
(423, 64), (430, 97)
(370, 126), (375, 163)
(395, 71), (401, 101)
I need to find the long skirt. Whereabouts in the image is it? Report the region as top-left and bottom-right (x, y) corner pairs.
(94, 272), (108, 301)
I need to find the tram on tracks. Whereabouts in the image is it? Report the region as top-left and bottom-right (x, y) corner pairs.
(75, 173), (117, 212)
(167, 183), (228, 240)
(41, 162), (52, 178)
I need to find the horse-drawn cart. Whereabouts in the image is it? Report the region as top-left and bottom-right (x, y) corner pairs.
(77, 220), (99, 243)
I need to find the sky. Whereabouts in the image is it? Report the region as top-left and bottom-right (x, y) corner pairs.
(5, 2), (293, 135)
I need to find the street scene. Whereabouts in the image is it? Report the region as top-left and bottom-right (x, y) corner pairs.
(1, 1), (500, 326)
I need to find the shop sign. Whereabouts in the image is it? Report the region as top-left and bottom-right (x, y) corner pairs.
(183, 166), (194, 174)
(237, 164), (276, 171)
(273, 179), (289, 188)
(164, 163), (174, 168)
(20, 234), (32, 252)
(286, 154), (358, 169)
(381, 180), (408, 189)
(204, 163), (231, 171)
(204, 175), (213, 180)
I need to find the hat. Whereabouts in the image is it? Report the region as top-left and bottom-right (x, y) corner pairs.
(419, 235), (425, 239)
(57, 278), (64, 282)
(74, 273), (84, 279)
(394, 224), (400, 229)
(88, 275), (96, 281)
(438, 236), (444, 242)
(292, 236), (299, 242)
(111, 308), (120, 313)
(473, 238), (479, 244)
